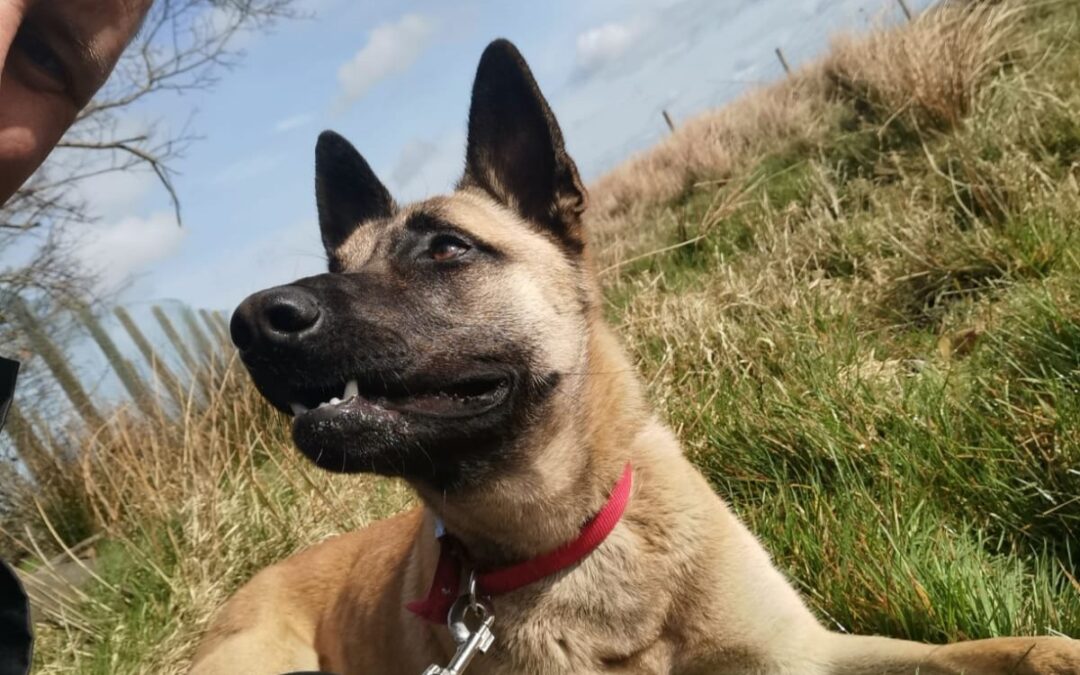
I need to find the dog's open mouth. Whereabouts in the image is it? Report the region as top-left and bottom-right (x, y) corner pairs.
(288, 373), (511, 420)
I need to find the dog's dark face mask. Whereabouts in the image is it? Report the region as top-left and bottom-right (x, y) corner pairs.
(0, 356), (33, 675)
(229, 41), (590, 492)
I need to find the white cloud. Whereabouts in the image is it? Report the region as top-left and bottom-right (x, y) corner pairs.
(337, 14), (436, 106)
(575, 19), (646, 75)
(75, 169), (156, 221)
(273, 113), (315, 134)
(391, 138), (438, 190)
(213, 152), (286, 184)
(155, 218), (326, 311)
(77, 212), (188, 292)
(386, 132), (464, 202)
(46, 113), (159, 220)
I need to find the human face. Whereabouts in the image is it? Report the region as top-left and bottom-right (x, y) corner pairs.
(0, 0), (149, 204)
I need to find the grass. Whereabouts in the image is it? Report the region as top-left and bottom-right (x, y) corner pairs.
(7, 0), (1080, 671)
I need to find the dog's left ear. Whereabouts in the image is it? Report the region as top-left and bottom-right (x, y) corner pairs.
(461, 39), (587, 252)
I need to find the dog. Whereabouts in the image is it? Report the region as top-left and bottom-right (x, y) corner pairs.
(191, 39), (1080, 675)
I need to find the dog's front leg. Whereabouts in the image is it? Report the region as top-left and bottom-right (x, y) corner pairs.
(189, 566), (325, 675)
(821, 632), (1080, 674)
(189, 625), (322, 675)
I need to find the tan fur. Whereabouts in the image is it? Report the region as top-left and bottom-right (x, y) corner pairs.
(194, 37), (1078, 673)
(192, 184), (1079, 674)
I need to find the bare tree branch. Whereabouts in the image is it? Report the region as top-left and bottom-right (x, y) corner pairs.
(57, 138), (183, 226)
(0, 0), (300, 425)
(0, 0), (299, 307)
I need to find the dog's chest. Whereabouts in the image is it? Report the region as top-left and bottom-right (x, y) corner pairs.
(467, 571), (675, 674)
(461, 507), (702, 674)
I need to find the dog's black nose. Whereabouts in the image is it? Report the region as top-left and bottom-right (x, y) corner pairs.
(231, 286), (322, 352)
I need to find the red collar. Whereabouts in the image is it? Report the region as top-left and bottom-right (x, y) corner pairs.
(407, 463), (634, 623)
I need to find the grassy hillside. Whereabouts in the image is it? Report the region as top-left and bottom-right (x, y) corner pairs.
(592, 0), (1080, 641)
(14, 1), (1080, 671)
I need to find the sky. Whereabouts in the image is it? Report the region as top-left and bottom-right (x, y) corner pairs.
(53, 0), (933, 314)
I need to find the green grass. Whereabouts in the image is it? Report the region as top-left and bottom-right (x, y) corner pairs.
(13, 1), (1080, 672)
(605, 0), (1080, 642)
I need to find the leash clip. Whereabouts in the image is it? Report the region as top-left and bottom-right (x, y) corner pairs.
(421, 576), (496, 675)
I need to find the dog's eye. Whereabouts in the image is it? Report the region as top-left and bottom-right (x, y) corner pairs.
(428, 235), (472, 262)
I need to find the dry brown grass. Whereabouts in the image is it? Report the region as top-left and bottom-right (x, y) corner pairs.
(13, 359), (412, 674)
(824, 0), (1025, 131)
(587, 75), (832, 262)
(587, 0), (1026, 268)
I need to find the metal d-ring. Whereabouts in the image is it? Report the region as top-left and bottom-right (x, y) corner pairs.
(447, 590), (495, 646)
(466, 569), (482, 614)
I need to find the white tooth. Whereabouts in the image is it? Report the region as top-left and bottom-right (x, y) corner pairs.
(344, 380), (359, 400)
(330, 397), (341, 405)
(319, 401), (330, 409)
(290, 402), (308, 416)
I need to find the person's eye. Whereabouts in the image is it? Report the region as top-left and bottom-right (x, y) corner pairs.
(427, 234), (472, 263)
(12, 26), (70, 91)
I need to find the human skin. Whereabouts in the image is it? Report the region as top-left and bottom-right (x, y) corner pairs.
(0, 0), (151, 204)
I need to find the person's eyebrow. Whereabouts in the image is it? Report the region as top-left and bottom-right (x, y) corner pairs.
(52, 13), (110, 83)
(28, 5), (113, 102)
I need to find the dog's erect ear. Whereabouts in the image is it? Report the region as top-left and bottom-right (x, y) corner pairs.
(461, 39), (587, 251)
(315, 130), (395, 253)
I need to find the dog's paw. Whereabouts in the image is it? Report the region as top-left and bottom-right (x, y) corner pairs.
(930, 636), (1080, 675)
(1019, 637), (1080, 675)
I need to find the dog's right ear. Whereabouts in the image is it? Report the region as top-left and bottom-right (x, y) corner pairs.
(461, 39), (587, 252)
(315, 130), (395, 253)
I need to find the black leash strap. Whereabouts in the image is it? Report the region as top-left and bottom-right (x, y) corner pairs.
(0, 356), (31, 675)
(0, 356), (17, 432)
(0, 560), (31, 675)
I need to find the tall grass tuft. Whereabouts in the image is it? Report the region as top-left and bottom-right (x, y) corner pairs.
(824, 1), (1024, 130)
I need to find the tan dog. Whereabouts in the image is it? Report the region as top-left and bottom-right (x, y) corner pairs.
(192, 40), (1080, 675)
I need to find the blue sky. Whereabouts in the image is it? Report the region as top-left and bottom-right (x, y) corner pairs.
(64, 0), (932, 313)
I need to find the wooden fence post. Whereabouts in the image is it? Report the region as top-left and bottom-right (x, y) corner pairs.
(113, 306), (186, 414)
(775, 47), (792, 76)
(662, 110), (676, 134)
(181, 306), (228, 394)
(4, 403), (52, 485)
(199, 308), (229, 347)
(896, 0), (914, 21)
(180, 307), (215, 365)
(210, 311), (231, 346)
(8, 296), (104, 430)
(152, 305), (200, 376)
(71, 303), (157, 418)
